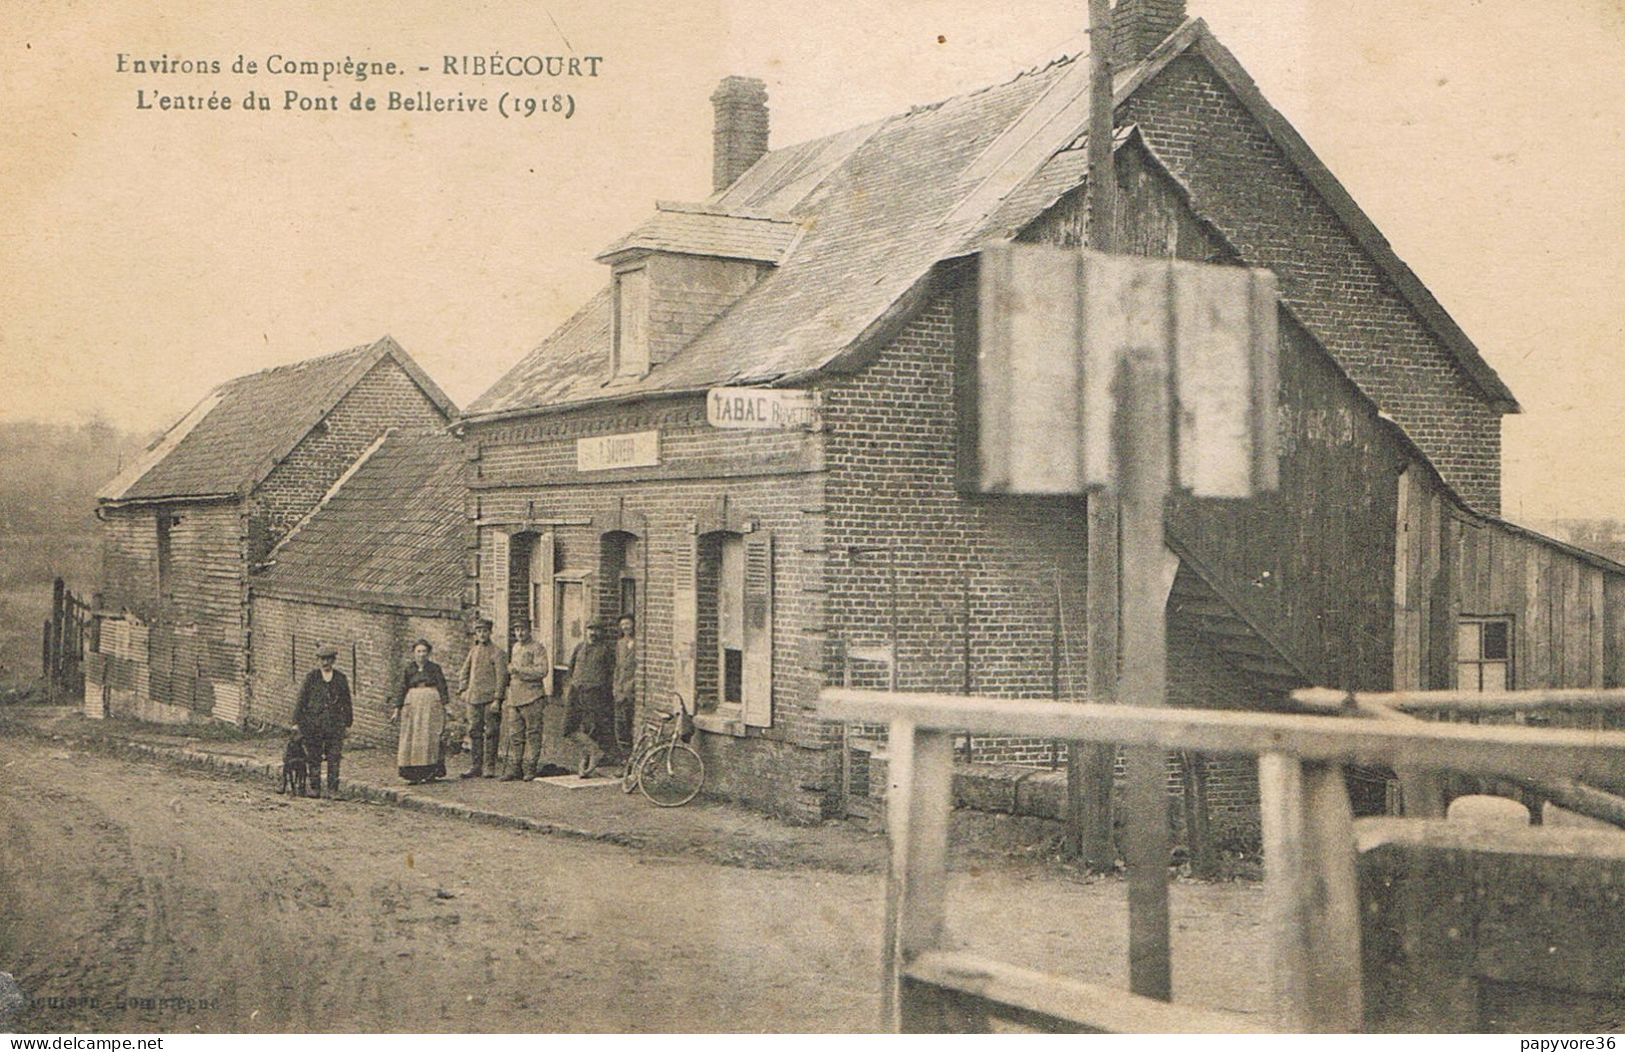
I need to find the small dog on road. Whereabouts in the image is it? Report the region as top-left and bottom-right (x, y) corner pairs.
(279, 735), (309, 797)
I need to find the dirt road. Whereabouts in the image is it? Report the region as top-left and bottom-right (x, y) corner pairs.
(0, 737), (1268, 1032)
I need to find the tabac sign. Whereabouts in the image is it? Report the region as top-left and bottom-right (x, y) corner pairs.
(707, 387), (821, 430)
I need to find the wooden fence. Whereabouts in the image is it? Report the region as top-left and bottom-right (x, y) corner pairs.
(41, 577), (93, 701)
(820, 686), (1625, 1033)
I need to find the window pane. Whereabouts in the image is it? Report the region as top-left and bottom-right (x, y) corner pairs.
(718, 536), (745, 649)
(1482, 620), (1510, 661)
(1480, 661), (1507, 692)
(723, 648), (743, 704)
(1456, 622), (1481, 660)
(1456, 662), (1480, 691)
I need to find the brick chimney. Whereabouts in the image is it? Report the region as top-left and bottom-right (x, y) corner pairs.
(711, 76), (769, 192)
(1111, 0), (1187, 67)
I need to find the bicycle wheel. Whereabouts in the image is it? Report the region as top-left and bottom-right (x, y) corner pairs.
(621, 738), (650, 793)
(638, 742), (704, 807)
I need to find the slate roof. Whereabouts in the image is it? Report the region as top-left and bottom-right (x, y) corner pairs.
(596, 202), (802, 264)
(100, 335), (456, 504)
(253, 429), (467, 613)
(467, 18), (1516, 422)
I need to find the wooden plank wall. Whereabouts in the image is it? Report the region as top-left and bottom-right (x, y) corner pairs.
(1396, 464), (1625, 691)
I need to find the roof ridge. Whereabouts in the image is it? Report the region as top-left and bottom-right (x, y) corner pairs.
(218, 339), (378, 389)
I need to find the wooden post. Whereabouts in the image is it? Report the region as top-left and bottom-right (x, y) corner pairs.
(1115, 324), (1174, 1003)
(41, 619), (53, 695)
(1259, 752), (1362, 1032)
(1069, 0), (1121, 873)
(884, 719), (958, 1032)
(1074, 493), (1119, 868)
(1179, 751), (1218, 879)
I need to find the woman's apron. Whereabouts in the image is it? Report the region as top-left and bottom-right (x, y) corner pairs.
(397, 684), (445, 770)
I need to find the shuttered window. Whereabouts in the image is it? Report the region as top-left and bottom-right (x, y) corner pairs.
(529, 531), (555, 694)
(685, 530), (773, 727)
(487, 530), (511, 654)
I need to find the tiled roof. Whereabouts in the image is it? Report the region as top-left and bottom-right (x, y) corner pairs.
(101, 335), (456, 503)
(253, 429), (467, 613)
(468, 19), (1515, 421)
(595, 202), (802, 264)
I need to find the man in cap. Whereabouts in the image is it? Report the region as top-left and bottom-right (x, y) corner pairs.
(504, 621), (549, 781)
(294, 644), (353, 798)
(458, 617), (508, 778)
(563, 619), (617, 776)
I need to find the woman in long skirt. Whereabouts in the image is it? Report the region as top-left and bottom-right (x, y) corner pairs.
(390, 638), (450, 784)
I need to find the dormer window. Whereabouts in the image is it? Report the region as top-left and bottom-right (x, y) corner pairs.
(612, 265), (649, 380)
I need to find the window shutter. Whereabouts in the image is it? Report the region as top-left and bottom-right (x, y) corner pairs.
(742, 531), (773, 728)
(530, 531), (555, 694)
(672, 532), (699, 710)
(488, 529), (511, 655)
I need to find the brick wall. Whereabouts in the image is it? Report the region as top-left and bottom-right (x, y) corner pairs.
(822, 290), (1091, 767)
(1123, 53), (1503, 513)
(465, 398), (834, 822)
(251, 357), (449, 561)
(249, 593), (465, 745)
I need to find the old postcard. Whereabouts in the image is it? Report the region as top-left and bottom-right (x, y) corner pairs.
(2, 0), (1623, 1037)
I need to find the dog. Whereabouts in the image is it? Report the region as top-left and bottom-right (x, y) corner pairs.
(279, 734), (309, 797)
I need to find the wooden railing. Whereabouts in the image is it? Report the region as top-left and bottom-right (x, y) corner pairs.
(819, 686), (1625, 1033)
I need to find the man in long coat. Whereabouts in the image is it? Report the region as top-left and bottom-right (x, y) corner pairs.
(295, 644), (353, 798)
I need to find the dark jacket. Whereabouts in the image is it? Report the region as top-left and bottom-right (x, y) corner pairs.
(567, 639), (616, 693)
(396, 660), (450, 708)
(294, 669), (353, 735)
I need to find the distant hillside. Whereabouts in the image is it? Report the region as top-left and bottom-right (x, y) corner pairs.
(0, 418), (155, 685)
(0, 418), (154, 535)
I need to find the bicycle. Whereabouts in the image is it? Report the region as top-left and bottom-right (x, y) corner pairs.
(621, 691), (705, 806)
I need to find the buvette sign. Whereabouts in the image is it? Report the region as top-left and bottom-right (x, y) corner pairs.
(706, 387), (820, 430)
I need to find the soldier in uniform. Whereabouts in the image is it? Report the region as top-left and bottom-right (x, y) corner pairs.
(294, 644), (353, 798)
(504, 621), (549, 781)
(457, 617), (508, 778)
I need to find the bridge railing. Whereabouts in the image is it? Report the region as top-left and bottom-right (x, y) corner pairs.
(820, 686), (1625, 1033)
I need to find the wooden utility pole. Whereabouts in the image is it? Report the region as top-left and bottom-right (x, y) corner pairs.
(1069, 0), (1120, 872)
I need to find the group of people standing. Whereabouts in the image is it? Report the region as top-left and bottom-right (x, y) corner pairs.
(292, 613), (638, 791)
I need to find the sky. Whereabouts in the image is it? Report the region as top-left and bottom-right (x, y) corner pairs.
(2, 0), (1622, 523)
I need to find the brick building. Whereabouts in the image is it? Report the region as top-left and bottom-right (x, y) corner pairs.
(248, 429), (469, 744)
(456, 2), (1619, 824)
(89, 337), (456, 726)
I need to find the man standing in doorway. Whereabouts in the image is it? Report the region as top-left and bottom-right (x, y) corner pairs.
(564, 620), (617, 777)
(295, 644), (352, 799)
(458, 617), (508, 779)
(613, 614), (637, 751)
(505, 621), (549, 781)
